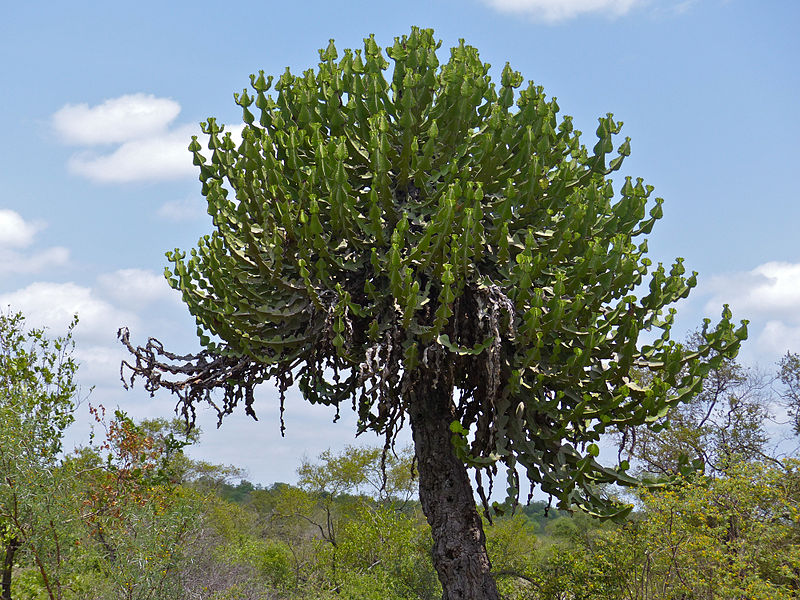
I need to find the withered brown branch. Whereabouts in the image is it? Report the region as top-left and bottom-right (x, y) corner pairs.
(117, 327), (279, 430)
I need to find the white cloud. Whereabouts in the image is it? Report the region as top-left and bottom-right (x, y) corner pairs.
(698, 261), (800, 363)
(53, 93), (194, 182)
(97, 268), (180, 310)
(0, 209), (69, 275)
(52, 94), (181, 146)
(0, 274), (198, 414)
(704, 262), (800, 322)
(0, 209), (44, 248)
(67, 124), (199, 183)
(756, 321), (800, 361)
(481, 0), (642, 22)
(0, 246), (70, 276)
(0, 282), (138, 344)
(53, 92), (246, 184)
(72, 344), (129, 390)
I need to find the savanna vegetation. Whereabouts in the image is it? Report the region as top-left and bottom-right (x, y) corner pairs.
(2, 310), (800, 599)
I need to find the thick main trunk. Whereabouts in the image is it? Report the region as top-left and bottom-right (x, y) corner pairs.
(407, 367), (500, 600)
(2, 536), (19, 600)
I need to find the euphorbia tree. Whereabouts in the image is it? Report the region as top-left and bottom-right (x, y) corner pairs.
(120, 28), (746, 598)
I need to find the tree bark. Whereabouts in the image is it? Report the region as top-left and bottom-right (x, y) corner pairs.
(2, 535), (19, 600)
(407, 366), (500, 600)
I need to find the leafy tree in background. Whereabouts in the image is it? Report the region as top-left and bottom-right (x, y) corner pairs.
(0, 311), (79, 600)
(120, 27), (746, 598)
(284, 445), (418, 587)
(75, 407), (200, 600)
(618, 333), (774, 477)
(779, 352), (800, 435)
(296, 445), (416, 506)
(598, 462), (800, 599)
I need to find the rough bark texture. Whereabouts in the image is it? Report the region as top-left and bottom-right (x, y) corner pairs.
(1, 536), (19, 600)
(407, 366), (501, 600)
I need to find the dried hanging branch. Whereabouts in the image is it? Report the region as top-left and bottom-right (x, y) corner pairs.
(118, 327), (272, 428)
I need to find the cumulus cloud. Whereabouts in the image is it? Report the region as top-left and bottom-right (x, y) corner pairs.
(481, 0), (642, 22)
(0, 209), (69, 275)
(53, 94), (246, 184)
(0, 209), (44, 247)
(756, 321), (800, 359)
(67, 124), (198, 183)
(0, 282), (138, 344)
(0, 271), (200, 412)
(0, 246), (70, 276)
(704, 262), (800, 322)
(52, 94), (181, 146)
(700, 261), (800, 361)
(97, 268), (180, 310)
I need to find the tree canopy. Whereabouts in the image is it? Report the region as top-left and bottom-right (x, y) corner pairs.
(122, 27), (744, 515)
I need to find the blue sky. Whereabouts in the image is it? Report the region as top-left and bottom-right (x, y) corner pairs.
(1, 0), (798, 484)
